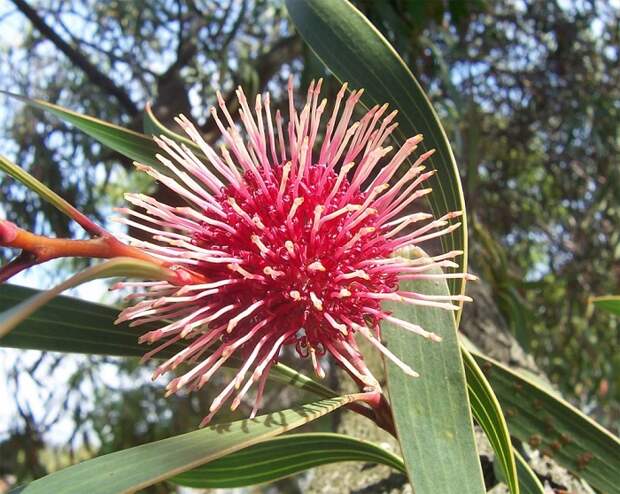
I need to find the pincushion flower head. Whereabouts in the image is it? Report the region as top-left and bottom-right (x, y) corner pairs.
(113, 79), (471, 426)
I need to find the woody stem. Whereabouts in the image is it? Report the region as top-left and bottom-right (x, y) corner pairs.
(0, 221), (164, 282)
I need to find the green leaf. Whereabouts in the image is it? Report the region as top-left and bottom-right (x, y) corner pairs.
(2, 91), (226, 188)
(143, 102), (198, 149)
(268, 359), (335, 399)
(0, 155), (101, 234)
(473, 352), (620, 494)
(0, 283), (167, 356)
(0, 258), (170, 339)
(514, 450), (545, 494)
(382, 248), (485, 494)
(462, 347), (519, 494)
(285, 0), (468, 308)
(590, 295), (620, 316)
(16, 396), (359, 494)
(0, 284), (336, 399)
(170, 433), (405, 488)
(141, 103), (225, 182)
(493, 449), (544, 494)
(1, 91), (166, 173)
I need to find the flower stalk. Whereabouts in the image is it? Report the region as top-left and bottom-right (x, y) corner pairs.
(0, 220), (193, 283)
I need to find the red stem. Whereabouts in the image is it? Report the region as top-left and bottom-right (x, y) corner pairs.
(0, 252), (37, 283)
(1, 222), (158, 262)
(0, 220), (163, 281)
(332, 339), (397, 436)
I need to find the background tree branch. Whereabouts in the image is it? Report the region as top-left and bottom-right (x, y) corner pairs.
(10, 0), (138, 115)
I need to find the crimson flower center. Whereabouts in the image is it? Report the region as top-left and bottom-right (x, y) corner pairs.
(191, 163), (397, 355)
(115, 80), (468, 426)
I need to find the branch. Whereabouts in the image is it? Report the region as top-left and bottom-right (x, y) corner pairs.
(0, 251), (37, 283)
(159, 39), (197, 85)
(200, 35), (302, 136)
(10, 0), (139, 115)
(0, 220), (160, 282)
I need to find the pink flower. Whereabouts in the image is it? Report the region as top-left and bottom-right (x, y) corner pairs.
(114, 80), (471, 426)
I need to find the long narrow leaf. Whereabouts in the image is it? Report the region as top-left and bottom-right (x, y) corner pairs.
(590, 295), (620, 316)
(0, 284), (336, 399)
(382, 248), (485, 494)
(142, 102), (198, 149)
(1, 91), (163, 170)
(514, 450), (545, 494)
(473, 352), (620, 494)
(16, 396), (359, 494)
(0, 258), (169, 338)
(0, 155), (100, 234)
(285, 0), (468, 309)
(170, 433), (405, 489)
(463, 347), (519, 494)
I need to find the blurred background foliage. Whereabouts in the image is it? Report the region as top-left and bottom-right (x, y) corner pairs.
(0, 0), (618, 491)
